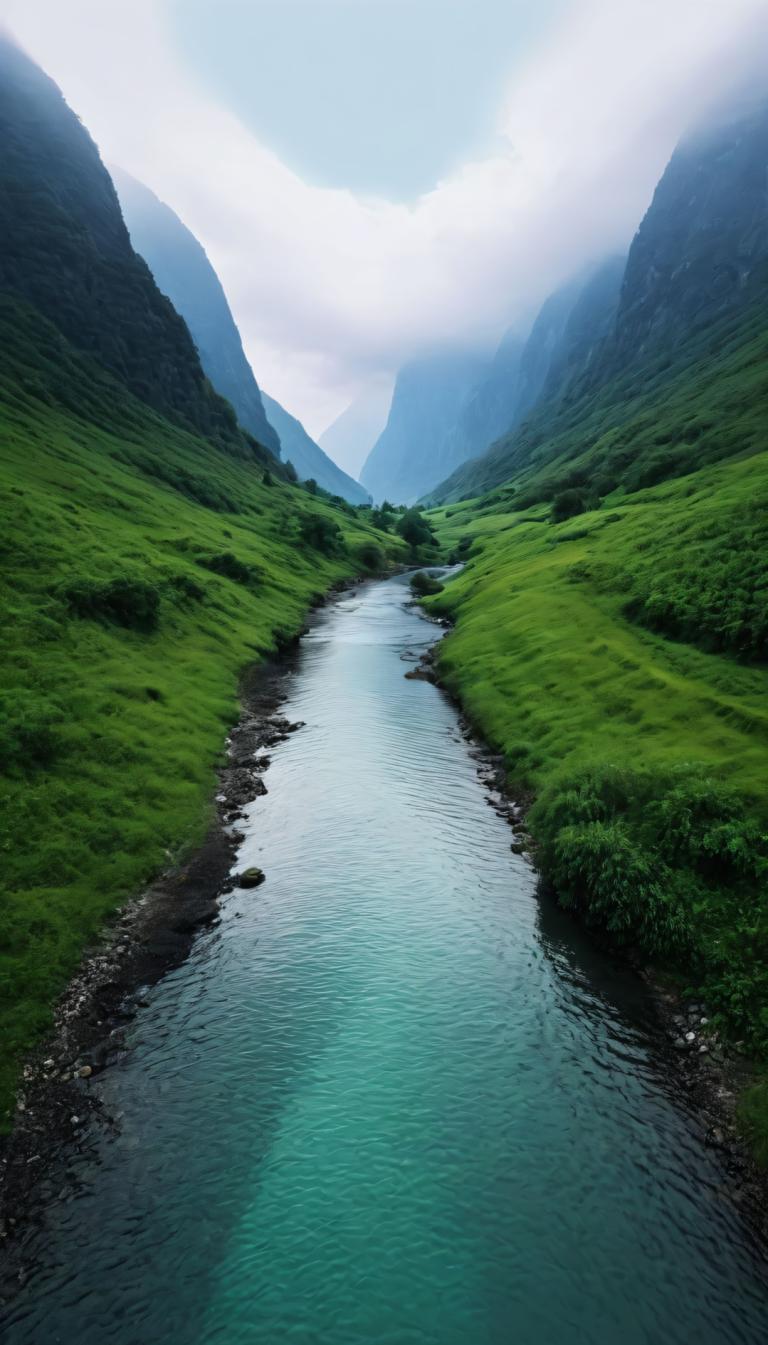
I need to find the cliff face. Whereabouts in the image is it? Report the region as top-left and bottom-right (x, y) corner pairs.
(114, 170), (280, 457)
(360, 351), (489, 504)
(261, 394), (371, 504)
(0, 36), (258, 457)
(427, 93), (768, 505)
(318, 386), (393, 478)
(611, 97), (768, 366)
(440, 329), (526, 472)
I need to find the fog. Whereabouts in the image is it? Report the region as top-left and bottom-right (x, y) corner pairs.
(3, 0), (767, 434)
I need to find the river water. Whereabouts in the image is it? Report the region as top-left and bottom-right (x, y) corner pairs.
(5, 574), (768, 1344)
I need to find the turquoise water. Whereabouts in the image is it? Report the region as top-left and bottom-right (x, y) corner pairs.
(5, 574), (768, 1343)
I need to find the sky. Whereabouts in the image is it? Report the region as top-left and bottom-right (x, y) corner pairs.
(3, 0), (768, 441)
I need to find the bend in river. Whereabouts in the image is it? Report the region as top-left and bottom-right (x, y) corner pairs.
(5, 574), (768, 1344)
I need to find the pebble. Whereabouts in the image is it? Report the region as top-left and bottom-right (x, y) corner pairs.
(77, 1065), (92, 1079)
(685, 1031), (696, 1043)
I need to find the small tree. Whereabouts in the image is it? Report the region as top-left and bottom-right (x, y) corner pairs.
(357, 541), (385, 571)
(299, 513), (343, 554)
(396, 508), (436, 556)
(304, 478), (318, 495)
(283, 460), (299, 483)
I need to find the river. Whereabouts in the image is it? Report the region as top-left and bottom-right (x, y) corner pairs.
(4, 573), (768, 1344)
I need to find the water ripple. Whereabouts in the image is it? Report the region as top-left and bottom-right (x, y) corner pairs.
(4, 575), (768, 1345)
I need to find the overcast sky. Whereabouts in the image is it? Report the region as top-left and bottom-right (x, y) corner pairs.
(4, 0), (768, 436)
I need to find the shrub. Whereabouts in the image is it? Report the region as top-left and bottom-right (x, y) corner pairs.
(62, 575), (160, 631)
(298, 514), (344, 554)
(551, 488), (592, 524)
(410, 570), (444, 597)
(197, 551), (258, 587)
(357, 541), (385, 571)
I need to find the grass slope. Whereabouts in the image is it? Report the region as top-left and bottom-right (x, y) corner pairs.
(427, 447), (768, 1151)
(0, 301), (403, 1123)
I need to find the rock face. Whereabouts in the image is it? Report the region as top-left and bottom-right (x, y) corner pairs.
(318, 385), (393, 478)
(611, 95), (768, 367)
(426, 92), (768, 505)
(113, 169), (280, 457)
(0, 36), (258, 458)
(360, 351), (490, 504)
(539, 256), (625, 405)
(261, 394), (371, 505)
(439, 328), (526, 473)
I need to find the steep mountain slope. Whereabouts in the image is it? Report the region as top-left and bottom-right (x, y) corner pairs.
(114, 169), (280, 456)
(261, 393), (370, 503)
(610, 95), (768, 367)
(0, 35), (261, 459)
(430, 96), (768, 505)
(318, 384), (393, 477)
(360, 351), (489, 504)
(0, 42), (400, 1122)
(418, 94), (768, 1151)
(438, 328), (526, 475)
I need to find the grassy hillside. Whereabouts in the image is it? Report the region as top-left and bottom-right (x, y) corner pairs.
(426, 434), (768, 1148)
(0, 299), (402, 1124)
(427, 302), (768, 506)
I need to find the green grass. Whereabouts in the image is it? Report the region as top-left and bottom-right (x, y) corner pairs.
(427, 449), (768, 1150)
(430, 302), (768, 506)
(0, 306), (403, 1124)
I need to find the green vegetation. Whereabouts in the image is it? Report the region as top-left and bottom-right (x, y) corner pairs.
(396, 508), (438, 558)
(0, 298), (403, 1125)
(426, 439), (768, 1148)
(410, 571), (444, 598)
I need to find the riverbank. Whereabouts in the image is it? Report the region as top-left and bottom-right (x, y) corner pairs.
(0, 582), (364, 1248)
(411, 622), (768, 1247)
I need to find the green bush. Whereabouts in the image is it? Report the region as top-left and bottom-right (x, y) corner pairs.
(61, 575), (160, 631)
(197, 551), (258, 587)
(551, 488), (592, 524)
(410, 570), (444, 597)
(531, 763), (768, 1046)
(357, 541), (385, 571)
(299, 513), (344, 554)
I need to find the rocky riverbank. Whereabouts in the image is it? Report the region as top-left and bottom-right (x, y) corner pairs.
(411, 633), (768, 1253)
(0, 582), (359, 1263)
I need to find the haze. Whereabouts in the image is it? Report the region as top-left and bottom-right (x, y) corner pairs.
(5, 0), (766, 436)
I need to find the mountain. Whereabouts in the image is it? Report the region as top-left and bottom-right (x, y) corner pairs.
(360, 351), (490, 504)
(0, 35), (263, 460)
(261, 393), (370, 504)
(421, 95), (768, 1114)
(115, 171), (368, 501)
(114, 170), (279, 455)
(437, 328), (526, 476)
(318, 384), (393, 478)
(429, 95), (768, 505)
(0, 36), (399, 1125)
(610, 95), (768, 368)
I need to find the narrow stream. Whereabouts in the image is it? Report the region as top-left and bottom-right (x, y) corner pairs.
(5, 574), (768, 1344)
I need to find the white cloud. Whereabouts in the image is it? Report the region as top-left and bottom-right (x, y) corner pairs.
(3, 0), (767, 434)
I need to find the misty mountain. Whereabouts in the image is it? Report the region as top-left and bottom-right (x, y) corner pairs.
(261, 394), (371, 504)
(360, 351), (489, 504)
(610, 95), (768, 369)
(114, 169), (280, 457)
(436, 328), (526, 478)
(0, 35), (262, 460)
(428, 93), (768, 504)
(318, 385), (393, 478)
